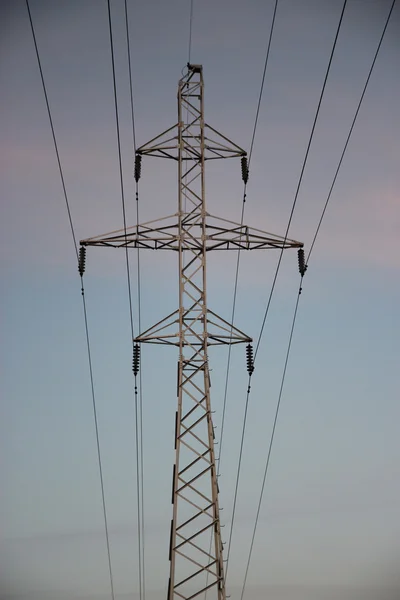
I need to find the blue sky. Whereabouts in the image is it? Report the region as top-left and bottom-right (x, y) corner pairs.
(1, 1), (399, 599)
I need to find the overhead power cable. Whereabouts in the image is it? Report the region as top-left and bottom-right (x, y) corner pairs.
(25, 0), (78, 259)
(26, 2), (115, 599)
(125, 1), (137, 152)
(220, 0), (280, 585)
(253, 0), (348, 359)
(224, 0), (349, 583)
(124, 0), (146, 596)
(217, 0), (279, 485)
(248, 0), (279, 164)
(240, 277), (303, 600)
(239, 2), (396, 597)
(209, 1), (280, 589)
(306, 0), (397, 265)
(79, 276), (117, 600)
(222, 0), (281, 583)
(107, 2), (145, 600)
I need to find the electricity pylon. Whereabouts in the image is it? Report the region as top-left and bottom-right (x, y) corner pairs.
(81, 64), (303, 599)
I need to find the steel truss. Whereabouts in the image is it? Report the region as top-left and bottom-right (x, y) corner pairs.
(81, 64), (302, 600)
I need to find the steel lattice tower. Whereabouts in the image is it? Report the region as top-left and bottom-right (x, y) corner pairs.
(81, 64), (303, 599)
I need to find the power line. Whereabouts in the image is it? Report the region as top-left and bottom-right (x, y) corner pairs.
(26, 2), (116, 599)
(217, 0), (279, 484)
(306, 0), (397, 266)
(25, 0), (78, 260)
(213, 2), (280, 586)
(221, 0), (280, 581)
(223, 374), (251, 582)
(107, 2), (145, 600)
(239, 2), (396, 595)
(124, 0), (146, 596)
(225, 0), (348, 583)
(190, 0), (279, 495)
(124, 0), (137, 152)
(80, 279), (117, 600)
(248, 0), (279, 164)
(240, 278), (303, 600)
(254, 0), (348, 360)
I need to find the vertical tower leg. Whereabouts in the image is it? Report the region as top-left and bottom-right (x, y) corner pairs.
(168, 64), (226, 600)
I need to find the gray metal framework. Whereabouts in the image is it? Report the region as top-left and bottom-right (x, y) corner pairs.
(81, 64), (302, 600)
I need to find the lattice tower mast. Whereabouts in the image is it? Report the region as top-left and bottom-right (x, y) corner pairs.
(80, 64), (303, 600)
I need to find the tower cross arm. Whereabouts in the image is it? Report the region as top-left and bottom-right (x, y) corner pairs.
(136, 123), (247, 161)
(80, 213), (303, 252)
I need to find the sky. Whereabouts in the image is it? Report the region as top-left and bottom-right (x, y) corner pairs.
(1, 0), (399, 599)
